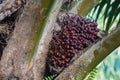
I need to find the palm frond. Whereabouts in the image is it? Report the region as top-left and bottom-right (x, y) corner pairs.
(94, 0), (107, 21)
(43, 74), (56, 80)
(90, 0), (120, 31)
(85, 68), (98, 80)
(72, 68), (98, 80)
(105, 0), (120, 31)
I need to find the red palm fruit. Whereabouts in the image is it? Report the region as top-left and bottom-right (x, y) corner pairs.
(61, 55), (66, 59)
(64, 44), (70, 49)
(46, 13), (100, 75)
(65, 58), (70, 62)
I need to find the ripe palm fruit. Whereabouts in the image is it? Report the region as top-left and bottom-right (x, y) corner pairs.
(45, 13), (100, 75)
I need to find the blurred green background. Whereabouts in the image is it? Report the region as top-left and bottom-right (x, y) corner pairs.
(94, 47), (120, 80)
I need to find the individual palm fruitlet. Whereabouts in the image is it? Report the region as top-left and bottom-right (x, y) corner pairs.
(45, 13), (100, 75)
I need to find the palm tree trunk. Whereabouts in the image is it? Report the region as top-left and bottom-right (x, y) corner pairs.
(0, 0), (119, 80)
(0, 0), (63, 79)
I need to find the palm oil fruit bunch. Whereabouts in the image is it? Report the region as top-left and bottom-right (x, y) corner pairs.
(46, 13), (100, 75)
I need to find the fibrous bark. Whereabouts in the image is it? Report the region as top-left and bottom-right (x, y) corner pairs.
(0, 0), (42, 79)
(0, 0), (63, 80)
(0, 0), (26, 21)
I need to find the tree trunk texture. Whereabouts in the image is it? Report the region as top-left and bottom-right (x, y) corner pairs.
(0, 0), (42, 79)
(0, 0), (119, 80)
(0, 0), (63, 80)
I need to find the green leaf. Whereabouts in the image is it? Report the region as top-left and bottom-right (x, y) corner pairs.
(95, 0), (107, 21)
(105, 0), (120, 31)
(111, 2), (120, 25)
(91, 0), (120, 31)
(92, 3), (99, 16)
(103, 0), (111, 26)
(43, 74), (56, 80)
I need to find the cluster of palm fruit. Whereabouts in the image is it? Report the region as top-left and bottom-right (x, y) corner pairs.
(46, 13), (100, 74)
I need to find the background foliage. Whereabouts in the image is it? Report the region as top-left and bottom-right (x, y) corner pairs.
(94, 47), (120, 80)
(87, 0), (120, 31)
